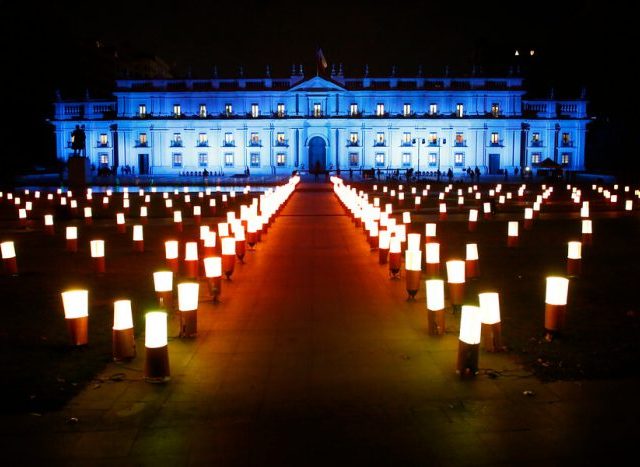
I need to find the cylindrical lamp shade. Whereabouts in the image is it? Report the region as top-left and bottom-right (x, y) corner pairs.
(425, 223), (437, 240)
(407, 233), (421, 252)
(90, 240), (106, 273)
(388, 237), (402, 277)
(113, 299), (135, 361)
(1, 241), (17, 274)
(116, 212), (126, 233)
(132, 225), (144, 252)
(178, 282), (199, 337)
(426, 279), (446, 335)
(221, 237), (237, 278)
(479, 292), (502, 352)
(405, 250), (422, 298)
(457, 305), (481, 377)
(507, 221), (519, 247)
(425, 242), (440, 277)
(465, 243), (479, 278)
(446, 260), (465, 308)
(61, 289), (89, 346)
(165, 240), (179, 273)
(567, 241), (582, 276)
(545, 276), (569, 338)
(153, 271), (173, 292)
(144, 311), (170, 383)
(66, 226), (78, 252)
(581, 219), (593, 245)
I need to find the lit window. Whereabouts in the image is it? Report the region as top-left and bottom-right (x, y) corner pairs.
(349, 153), (359, 167)
(401, 153), (411, 167)
(198, 133), (208, 146)
(172, 133), (182, 147)
(99, 134), (108, 146)
(376, 132), (385, 145)
(428, 153), (437, 167)
(429, 132), (438, 145)
(172, 153), (183, 168)
(491, 103), (500, 117)
(99, 153), (109, 165)
(251, 104), (259, 118)
(531, 153), (541, 164)
(375, 153), (385, 167)
(250, 153), (260, 167)
(561, 153), (570, 165)
(350, 103), (358, 116)
(225, 103), (233, 116)
(429, 103), (438, 115)
(456, 103), (464, 117)
(199, 104), (207, 118)
(277, 103), (285, 117)
(138, 133), (148, 146)
(138, 104), (147, 117)
(376, 103), (385, 116)
(402, 132), (412, 145)
(173, 104), (181, 117)
(403, 103), (412, 116)
(562, 133), (571, 146)
(250, 132), (260, 145)
(350, 132), (359, 145)
(276, 153), (286, 166)
(313, 103), (322, 117)
(224, 153), (234, 167)
(454, 153), (464, 167)
(224, 132), (234, 146)
(276, 132), (286, 145)
(491, 132), (500, 145)
(455, 132), (465, 146)
(198, 153), (208, 167)
(532, 132), (540, 144)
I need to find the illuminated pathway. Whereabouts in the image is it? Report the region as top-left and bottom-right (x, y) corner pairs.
(12, 179), (640, 465)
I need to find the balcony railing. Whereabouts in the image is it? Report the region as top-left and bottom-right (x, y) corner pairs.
(196, 142), (209, 147)
(170, 141), (183, 147)
(135, 141), (149, 147)
(275, 140), (289, 146)
(97, 142), (109, 148)
(561, 141), (574, 147)
(428, 140), (439, 146)
(223, 142), (235, 147)
(490, 140), (503, 147)
(374, 141), (386, 147)
(249, 140), (262, 147)
(400, 141), (413, 147)
(347, 141), (359, 147)
(531, 140), (543, 147)
(454, 140), (466, 147)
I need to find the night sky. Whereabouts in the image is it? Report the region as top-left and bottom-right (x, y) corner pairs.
(1, 0), (633, 178)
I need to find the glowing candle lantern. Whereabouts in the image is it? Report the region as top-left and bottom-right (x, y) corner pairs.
(65, 226), (78, 252)
(203, 231), (217, 257)
(184, 194), (191, 204)
(83, 206), (93, 225)
(407, 233), (421, 252)
(582, 219), (593, 246)
(116, 212), (126, 233)
(523, 207), (534, 230)
(580, 202), (589, 218)
(44, 214), (54, 235)
(446, 260), (465, 311)
(479, 292), (502, 352)
(112, 299), (135, 361)
(465, 243), (479, 278)
(247, 218), (259, 249)
(184, 242), (199, 278)
(507, 221), (519, 247)
(414, 196), (421, 211)
(468, 209), (478, 232)
(398, 192), (405, 207)
(138, 205), (148, 224)
(367, 221), (379, 249)
(425, 223), (437, 243)
(235, 227), (246, 261)
(483, 201), (492, 219)
(144, 311), (170, 383)
(178, 282), (200, 337)
(626, 200), (633, 211)
(405, 250), (422, 298)
(438, 203), (447, 221)
(203, 256), (223, 302)
(402, 211), (411, 228)
(173, 210), (183, 233)
(378, 230), (391, 264)
(61, 290), (89, 346)
(426, 279), (445, 335)
(165, 240), (180, 273)
(190, 205), (201, 226)
(545, 276), (569, 339)
(567, 241), (582, 277)
(221, 236), (237, 279)
(1, 241), (18, 275)
(123, 198), (130, 212)
(388, 237), (402, 277)
(17, 208), (27, 228)
(70, 199), (78, 212)
(132, 225), (144, 252)
(218, 222), (230, 238)
(209, 198), (217, 216)
(90, 239), (106, 273)
(153, 270), (173, 308)
(457, 305), (481, 377)
(222, 194), (228, 203)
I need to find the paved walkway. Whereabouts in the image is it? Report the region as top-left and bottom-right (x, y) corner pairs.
(4, 180), (639, 465)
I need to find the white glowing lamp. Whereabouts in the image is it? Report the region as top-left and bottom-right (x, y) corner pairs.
(1, 241), (16, 259)
(70, 200), (78, 209)
(203, 257), (222, 278)
(204, 231), (217, 248)
(402, 212), (411, 224)
(185, 242), (198, 261)
(184, 195), (191, 204)
(199, 226), (210, 240)
(61, 290), (89, 319)
(379, 230), (391, 249)
(425, 223), (436, 238)
(178, 282), (199, 312)
(446, 260), (465, 284)
(193, 205), (202, 216)
(173, 211), (183, 223)
(582, 219), (592, 234)
(133, 225), (144, 241)
(524, 208), (533, 220)
(66, 226), (77, 240)
(426, 242), (440, 264)
(153, 271), (173, 292)
(102, 196), (109, 206)
(626, 200), (633, 211)
(44, 214), (54, 226)
(508, 221), (519, 237)
(116, 213), (125, 225)
(165, 199), (173, 209)
(546, 277), (569, 306)
(227, 212), (236, 223)
(479, 292), (501, 325)
(113, 300), (134, 330)
(18, 209), (27, 220)
(165, 240), (179, 260)
(568, 241), (582, 260)
(123, 199), (130, 209)
(407, 233), (421, 252)
(90, 239), (105, 257)
(221, 236), (236, 255)
(468, 209), (478, 222)
(426, 279), (445, 310)
(466, 243), (479, 261)
(459, 305), (482, 345)
(439, 203), (447, 214)
(140, 206), (148, 218)
(145, 311), (168, 348)
(218, 223), (230, 237)
(389, 237), (402, 254)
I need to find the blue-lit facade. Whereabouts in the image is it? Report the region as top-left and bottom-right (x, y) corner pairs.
(52, 70), (588, 176)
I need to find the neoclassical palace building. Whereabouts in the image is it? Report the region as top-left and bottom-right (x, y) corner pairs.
(51, 66), (588, 176)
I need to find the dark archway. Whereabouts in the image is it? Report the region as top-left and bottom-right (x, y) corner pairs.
(308, 137), (326, 173)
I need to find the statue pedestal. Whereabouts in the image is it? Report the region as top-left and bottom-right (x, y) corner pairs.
(67, 156), (90, 188)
